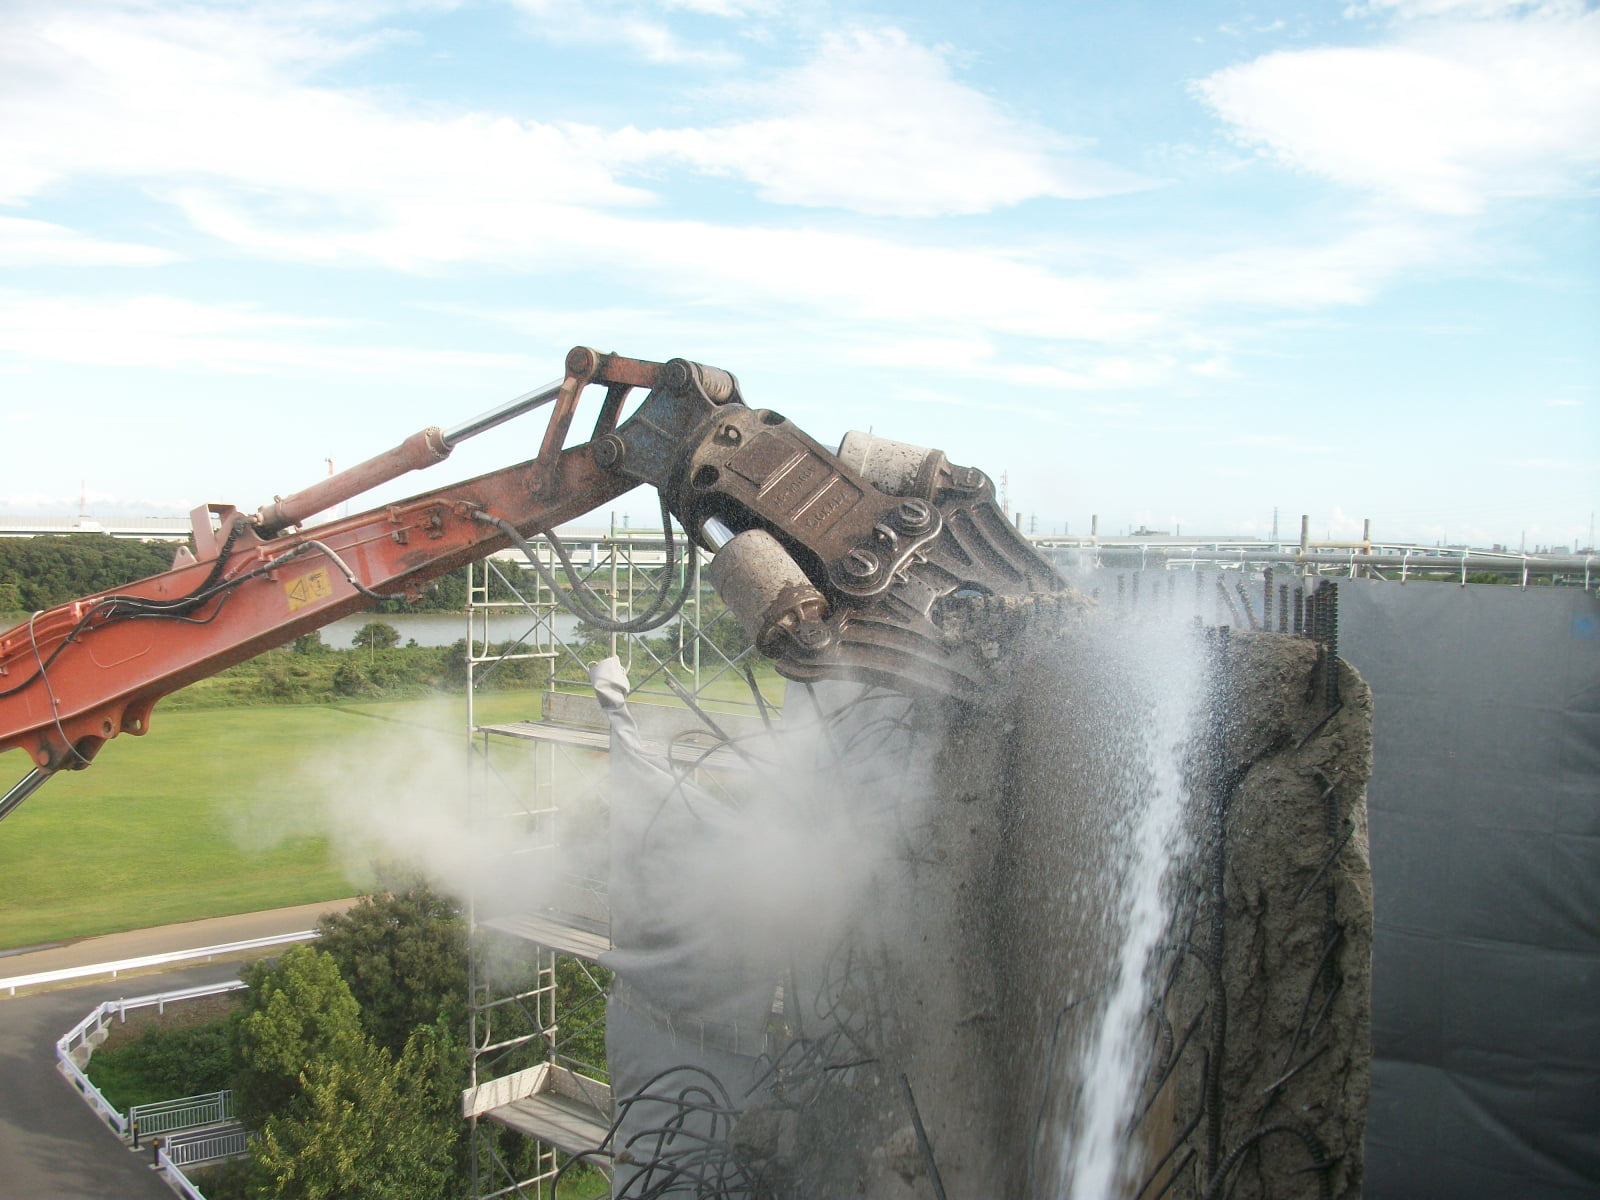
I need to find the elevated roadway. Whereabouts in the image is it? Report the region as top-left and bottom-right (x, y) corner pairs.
(0, 900), (357, 1200)
(0, 962), (237, 1200)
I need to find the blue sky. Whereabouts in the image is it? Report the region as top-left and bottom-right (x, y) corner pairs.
(1, 0), (1595, 549)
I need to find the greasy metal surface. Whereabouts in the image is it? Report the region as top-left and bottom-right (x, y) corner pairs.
(837, 430), (944, 500)
(255, 425), (451, 534)
(705, 529), (828, 654)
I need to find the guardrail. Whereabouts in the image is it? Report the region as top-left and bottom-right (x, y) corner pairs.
(1, 929), (318, 996)
(157, 1154), (208, 1200)
(56, 1035), (127, 1138)
(54, 978), (260, 1200)
(161, 1123), (249, 1168)
(56, 979), (248, 1142)
(156, 1125), (250, 1200)
(1037, 540), (1599, 586)
(131, 1090), (235, 1142)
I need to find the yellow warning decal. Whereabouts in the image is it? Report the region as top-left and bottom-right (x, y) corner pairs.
(285, 568), (334, 612)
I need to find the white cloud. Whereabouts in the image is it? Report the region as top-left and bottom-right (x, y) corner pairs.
(602, 27), (1148, 216)
(1126, 216), (1459, 309)
(662, 0), (776, 14)
(0, 5), (653, 211)
(2, 6), (1140, 228)
(0, 292), (531, 376)
(0, 0), (1539, 419)
(0, 217), (177, 267)
(849, 338), (1177, 394)
(503, 0), (742, 65)
(1196, 3), (1600, 213)
(1347, 0), (1583, 19)
(0, 201), (1461, 401)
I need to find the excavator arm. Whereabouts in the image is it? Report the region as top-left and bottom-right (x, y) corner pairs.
(0, 347), (1071, 822)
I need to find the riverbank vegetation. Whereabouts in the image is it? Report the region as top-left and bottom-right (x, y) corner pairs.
(0, 534), (536, 614)
(85, 886), (610, 1200)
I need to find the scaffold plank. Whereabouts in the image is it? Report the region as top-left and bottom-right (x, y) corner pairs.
(476, 719), (749, 771)
(469, 1064), (614, 1158)
(480, 911), (612, 960)
(485, 1094), (612, 1158)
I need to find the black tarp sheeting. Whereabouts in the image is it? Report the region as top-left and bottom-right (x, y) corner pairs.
(1339, 579), (1600, 1199)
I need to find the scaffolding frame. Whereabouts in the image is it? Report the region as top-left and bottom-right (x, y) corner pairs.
(463, 516), (773, 1200)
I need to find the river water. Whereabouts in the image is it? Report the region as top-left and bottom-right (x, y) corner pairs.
(318, 610), (585, 649)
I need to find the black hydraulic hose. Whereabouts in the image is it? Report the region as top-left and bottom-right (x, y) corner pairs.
(475, 502), (692, 634)
(0, 538), (397, 705)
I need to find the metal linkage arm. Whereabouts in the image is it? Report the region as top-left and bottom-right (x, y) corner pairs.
(0, 350), (662, 807)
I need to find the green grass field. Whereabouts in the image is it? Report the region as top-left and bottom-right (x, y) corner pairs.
(0, 660), (781, 952)
(0, 689), (550, 951)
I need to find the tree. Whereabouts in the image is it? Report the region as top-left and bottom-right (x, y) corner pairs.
(231, 946), (366, 1129)
(331, 659), (378, 697)
(554, 957), (612, 1073)
(699, 602), (753, 662)
(85, 1020), (234, 1112)
(232, 939), (468, 1198)
(0, 534), (174, 610)
(351, 620), (401, 650)
(248, 1027), (457, 1200)
(316, 883), (468, 1056)
(291, 630), (328, 654)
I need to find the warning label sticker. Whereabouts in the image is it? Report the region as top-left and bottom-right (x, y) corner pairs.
(285, 568), (333, 611)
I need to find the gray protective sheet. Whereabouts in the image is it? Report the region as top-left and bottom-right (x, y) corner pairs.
(591, 657), (770, 1198)
(1338, 579), (1600, 1199)
(592, 661), (933, 1198)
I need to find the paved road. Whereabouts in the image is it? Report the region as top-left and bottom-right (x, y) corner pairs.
(0, 897), (357, 983)
(0, 962), (239, 1200)
(0, 900), (358, 1200)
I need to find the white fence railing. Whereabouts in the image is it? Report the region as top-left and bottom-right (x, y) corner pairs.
(155, 1124), (250, 1200)
(156, 1153), (209, 1200)
(55, 979), (248, 1142)
(2, 928), (318, 995)
(162, 1123), (249, 1167)
(131, 1090), (235, 1140)
(56, 1038), (127, 1138)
